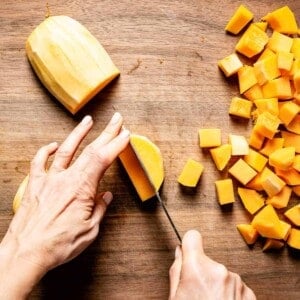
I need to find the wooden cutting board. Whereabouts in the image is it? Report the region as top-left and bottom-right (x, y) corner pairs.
(0, 0), (299, 299)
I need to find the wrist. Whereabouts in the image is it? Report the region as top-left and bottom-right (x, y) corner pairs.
(0, 238), (47, 299)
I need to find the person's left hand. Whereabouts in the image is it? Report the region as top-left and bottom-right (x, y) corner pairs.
(0, 112), (130, 299)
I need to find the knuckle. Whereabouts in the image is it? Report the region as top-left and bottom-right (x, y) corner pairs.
(86, 145), (111, 168)
(215, 263), (229, 280)
(55, 148), (73, 161)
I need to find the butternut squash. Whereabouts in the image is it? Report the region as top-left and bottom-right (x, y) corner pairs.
(237, 187), (265, 214)
(262, 239), (285, 251)
(209, 144), (232, 171)
(281, 131), (300, 153)
(253, 56), (280, 86)
(237, 66), (258, 94)
(254, 98), (278, 116)
(229, 134), (249, 155)
(251, 204), (285, 239)
(218, 53), (243, 77)
(225, 5), (253, 34)
(262, 77), (292, 100)
(262, 6), (298, 34)
(229, 97), (253, 119)
(253, 111), (281, 139)
(198, 128), (221, 148)
(248, 129), (265, 150)
(260, 137), (284, 157)
(235, 24), (269, 58)
(275, 168), (300, 186)
(178, 159), (204, 187)
(243, 84), (263, 101)
(291, 38), (300, 59)
(269, 147), (295, 170)
(215, 179), (235, 205)
(244, 149), (268, 172)
(284, 204), (300, 227)
(236, 224), (258, 245)
(229, 159), (257, 185)
(260, 167), (286, 197)
(266, 186), (292, 209)
(278, 101), (300, 126)
(267, 31), (294, 53)
(119, 134), (164, 201)
(277, 52), (294, 71)
(287, 228), (300, 250)
(26, 16), (120, 114)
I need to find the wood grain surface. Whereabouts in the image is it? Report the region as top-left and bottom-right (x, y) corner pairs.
(1, 0), (300, 299)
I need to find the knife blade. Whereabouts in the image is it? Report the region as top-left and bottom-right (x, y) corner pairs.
(130, 141), (182, 243)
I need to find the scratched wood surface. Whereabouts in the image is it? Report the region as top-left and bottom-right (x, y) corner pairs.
(0, 0), (300, 299)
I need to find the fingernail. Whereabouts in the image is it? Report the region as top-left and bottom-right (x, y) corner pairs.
(111, 112), (121, 124)
(120, 129), (130, 139)
(175, 245), (181, 259)
(81, 115), (92, 125)
(102, 191), (113, 205)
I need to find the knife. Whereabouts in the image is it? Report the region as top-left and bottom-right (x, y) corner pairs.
(131, 142), (182, 243)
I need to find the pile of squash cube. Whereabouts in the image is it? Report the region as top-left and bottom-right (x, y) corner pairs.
(214, 5), (300, 251)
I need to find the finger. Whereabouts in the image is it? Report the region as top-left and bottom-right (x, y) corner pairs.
(73, 127), (130, 185)
(169, 245), (182, 300)
(91, 112), (124, 148)
(50, 115), (93, 172)
(182, 230), (205, 259)
(30, 142), (58, 176)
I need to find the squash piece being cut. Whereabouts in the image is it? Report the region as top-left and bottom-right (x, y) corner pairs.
(225, 5), (253, 34)
(26, 16), (120, 114)
(236, 224), (258, 245)
(178, 159), (204, 187)
(119, 134), (164, 201)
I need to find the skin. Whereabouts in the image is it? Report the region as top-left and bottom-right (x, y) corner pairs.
(0, 112), (256, 299)
(0, 112), (130, 299)
(169, 230), (256, 300)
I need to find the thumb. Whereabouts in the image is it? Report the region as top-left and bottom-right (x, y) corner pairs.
(169, 245), (182, 299)
(182, 230), (205, 258)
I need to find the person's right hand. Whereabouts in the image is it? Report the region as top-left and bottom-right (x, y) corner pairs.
(169, 230), (256, 300)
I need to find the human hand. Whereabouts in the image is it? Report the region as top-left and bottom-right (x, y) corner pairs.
(169, 230), (256, 300)
(0, 112), (129, 298)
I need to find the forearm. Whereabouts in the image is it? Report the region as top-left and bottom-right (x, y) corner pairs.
(0, 238), (47, 299)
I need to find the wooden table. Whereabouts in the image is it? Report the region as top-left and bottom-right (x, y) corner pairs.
(1, 0), (299, 299)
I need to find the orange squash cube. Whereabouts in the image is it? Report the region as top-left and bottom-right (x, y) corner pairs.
(269, 147), (295, 170)
(284, 204), (300, 226)
(263, 238), (285, 251)
(210, 144), (232, 171)
(291, 38), (300, 59)
(282, 131), (300, 153)
(199, 128), (221, 148)
(251, 204), (285, 239)
(277, 51), (294, 71)
(260, 137), (284, 157)
(254, 98), (278, 116)
(178, 159), (204, 187)
(287, 228), (300, 250)
(218, 53), (243, 77)
(215, 179), (235, 205)
(278, 101), (300, 125)
(248, 129), (265, 150)
(238, 66), (258, 94)
(267, 31), (293, 53)
(229, 97), (253, 119)
(266, 185), (292, 209)
(225, 5), (254, 34)
(253, 56), (281, 86)
(244, 148), (268, 172)
(237, 187), (265, 214)
(253, 111), (281, 139)
(229, 159), (257, 185)
(260, 167), (286, 197)
(262, 6), (298, 35)
(243, 84), (264, 101)
(262, 77), (292, 100)
(236, 224), (259, 245)
(235, 24), (269, 58)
